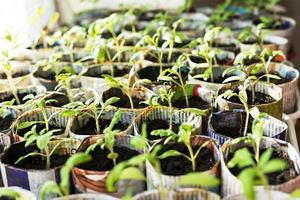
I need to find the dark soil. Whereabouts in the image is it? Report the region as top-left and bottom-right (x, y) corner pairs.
(1, 142), (69, 170)
(158, 142), (215, 175)
(142, 119), (180, 141)
(226, 89), (275, 105)
(253, 18), (292, 30)
(227, 146), (298, 185)
(0, 115), (16, 132)
(172, 96), (210, 110)
(45, 93), (70, 107)
(0, 71), (30, 79)
(137, 66), (170, 82)
(0, 92), (37, 105)
(102, 88), (147, 109)
(189, 55), (233, 66)
(83, 65), (130, 78)
(17, 123), (65, 138)
(255, 72), (291, 85)
(189, 55), (206, 64)
(211, 111), (254, 138)
(78, 145), (139, 171)
(74, 118), (129, 135)
(0, 196), (15, 200)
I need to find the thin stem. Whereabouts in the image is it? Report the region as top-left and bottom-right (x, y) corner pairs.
(94, 108), (100, 133)
(244, 108), (250, 137)
(45, 145), (51, 170)
(265, 57), (272, 83)
(42, 109), (49, 131)
(128, 94), (134, 110)
(7, 74), (21, 105)
(178, 71), (189, 107)
(187, 144), (196, 171)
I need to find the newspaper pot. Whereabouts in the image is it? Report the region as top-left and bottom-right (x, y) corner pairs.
(133, 188), (221, 200)
(12, 107), (71, 142)
(240, 35), (289, 54)
(102, 87), (153, 115)
(0, 139), (79, 197)
(72, 135), (145, 197)
(0, 187), (37, 200)
(0, 61), (34, 91)
(207, 110), (288, 145)
(221, 136), (300, 197)
(268, 63), (299, 114)
(80, 63), (131, 93)
(188, 51), (235, 69)
(146, 135), (220, 193)
(222, 189), (289, 200)
(217, 82), (283, 119)
(132, 106), (202, 142)
(69, 108), (135, 141)
(53, 193), (119, 200)
(188, 66), (233, 92)
(0, 85), (47, 112)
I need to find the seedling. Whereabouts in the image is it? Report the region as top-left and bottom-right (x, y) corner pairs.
(159, 19), (186, 62)
(85, 110), (124, 166)
(62, 26), (86, 64)
(159, 55), (189, 107)
(0, 32), (24, 105)
(37, 52), (64, 79)
(191, 27), (222, 83)
(15, 125), (66, 169)
(55, 72), (78, 103)
(238, 27), (265, 49)
(208, 0), (233, 27)
(152, 123), (211, 171)
(136, 32), (164, 73)
(227, 119), (287, 200)
(40, 153), (92, 200)
(103, 67), (151, 109)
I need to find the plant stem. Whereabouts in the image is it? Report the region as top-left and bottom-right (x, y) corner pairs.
(265, 57), (272, 83)
(94, 109), (100, 134)
(7, 74), (21, 105)
(42, 109), (49, 131)
(187, 145), (196, 171)
(45, 145), (51, 170)
(178, 71), (189, 107)
(128, 94), (134, 110)
(243, 108), (250, 137)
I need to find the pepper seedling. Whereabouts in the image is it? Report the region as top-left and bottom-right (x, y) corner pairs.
(39, 153), (92, 200)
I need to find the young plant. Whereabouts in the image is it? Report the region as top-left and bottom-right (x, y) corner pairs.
(40, 153), (92, 200)
(159, 19), (186, 62)
(15, 124), (69, 170)
(103, 67), (151, 109)
(152, 123), (211, 171)
(227, 119), (287, 200)
(158, 55), (189, 107)
(0, 32), (23, 105)
(191, 27), (222, 83)
(106, 127), (219, 198)
(85, 110), (124, 166)
(208, 0), (234, 27)
(238, 27), (265, 49)
(62, 26), (86, 64)
(55, 72), (78, 103)
(37, 52), (64, 79)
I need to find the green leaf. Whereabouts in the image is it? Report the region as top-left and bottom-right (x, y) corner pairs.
(39, 181), (62, 200)
(227, 148), (255, 169)
(157, 150), (184, 159)
(238, 168), (256, 200)
(119, 167), (146, 181)
(61, 109), (80, 117)
(179, 172), (220, 187)
(103, 74), (122, 88)
(262, 159), (287, 174)
(0, 188), (21, 199)
(290, 188), (300, 198)
(178, 123), (192, 144)
(258, 148), (273, 168)
(104, 97), (120, 107)
(17, 121), (41, 130)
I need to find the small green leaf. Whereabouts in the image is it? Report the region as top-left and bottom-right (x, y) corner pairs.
(179, 172), (220, 187)
(17, 121), (41, 130)
(39, 181), (62, 200)
(262, 159), (287, 174)
(157, 150), (184, 159)
(119, 167), (146, 181)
